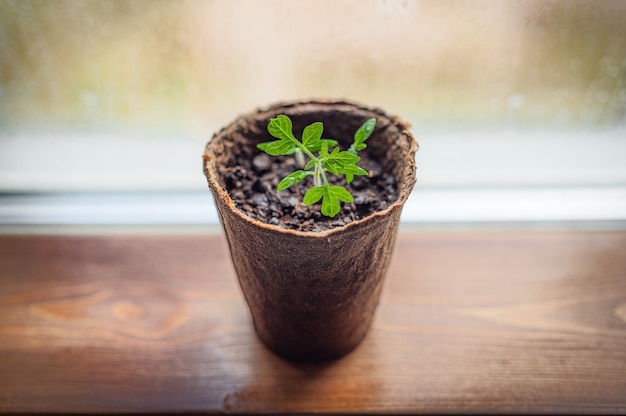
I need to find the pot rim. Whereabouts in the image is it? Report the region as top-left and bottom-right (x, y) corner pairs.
(203, 98), (419, 238)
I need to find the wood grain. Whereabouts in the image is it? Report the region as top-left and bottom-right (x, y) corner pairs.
(0, 231), (625, 414)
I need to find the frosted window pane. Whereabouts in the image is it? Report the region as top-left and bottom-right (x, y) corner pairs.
(1, 0), (624, 137)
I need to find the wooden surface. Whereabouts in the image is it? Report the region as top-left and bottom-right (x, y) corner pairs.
(0, 231), (625, 414)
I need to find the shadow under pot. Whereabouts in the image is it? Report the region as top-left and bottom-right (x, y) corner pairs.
(203, 99), (418, 361)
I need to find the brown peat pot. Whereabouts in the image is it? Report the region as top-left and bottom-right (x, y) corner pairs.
(203, 99), (418, 361)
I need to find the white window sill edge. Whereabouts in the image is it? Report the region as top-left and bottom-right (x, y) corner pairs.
(1, 186), (625, 230)
(1, 126), (625, 230)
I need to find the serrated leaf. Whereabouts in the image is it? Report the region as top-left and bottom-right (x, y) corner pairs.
(321, 195), (339, 217)
(338, 164), (368, 176)
(341, 164), (368, 184)
(267, 115), (296, 142)
(323, 160), (339, 175)
(303, 186), (325, 205)
(264, 139), (296, 156)
(262, 114), (373, 219)
(354, 117), (376, 145)
(320, 140), (329, 158)
(258, 140), (300, 155)
(320, 185), (354, 217)
(277, 170), (309, 192)
(306, 139), (338, 152)
(322, 149), (363, 178)
(302, 122), (323, 147)
(327, 150), (360, 164)
(328, 185), (354, 203)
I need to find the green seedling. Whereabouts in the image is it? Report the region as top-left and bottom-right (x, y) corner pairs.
(257, 114), (376, 217)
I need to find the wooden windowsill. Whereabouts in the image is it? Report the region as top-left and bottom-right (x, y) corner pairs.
(1, 231), (625, 414)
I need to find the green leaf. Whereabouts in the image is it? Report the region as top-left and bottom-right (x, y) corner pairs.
(322, 150), (361, 177)
(306, 185), (355, 217)
(264, 139), (296, 156)
(258, 139), (299, 155)
(303, 186), (325, 205)
(277, 170), (309, 191)
(267, 115), (297, 142)
(322, 160), (339, 175)
(354, 117), (376, 145)
(339, 165), (369, 183)
(302, 122), (323, 147)
(306, 139), (338, 153)
(320, 185), (354, 217)
(338, 164), (368, 176)
(339, 164), (368, 184)
(327, 149), (360, 164)
(262, 114), (373, 219)
(256, 141), (272, 151)
(320, 140), (329, 158)
(329, 185), (354, 202)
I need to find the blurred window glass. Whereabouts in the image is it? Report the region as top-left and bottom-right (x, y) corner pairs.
(1, 0), (625, 224)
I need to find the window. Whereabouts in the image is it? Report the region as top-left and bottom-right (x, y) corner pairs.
(1, 1), (625, 227)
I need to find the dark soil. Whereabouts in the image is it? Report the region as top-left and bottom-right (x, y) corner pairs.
(219, 151), (398, 232)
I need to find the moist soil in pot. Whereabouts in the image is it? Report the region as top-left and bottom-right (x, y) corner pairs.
(219, 150), (398, 232)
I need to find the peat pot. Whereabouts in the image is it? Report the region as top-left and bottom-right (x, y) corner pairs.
(203, 99), (418, 361)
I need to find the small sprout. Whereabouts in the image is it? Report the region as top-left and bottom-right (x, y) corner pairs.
(257, 114), (376, 218)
